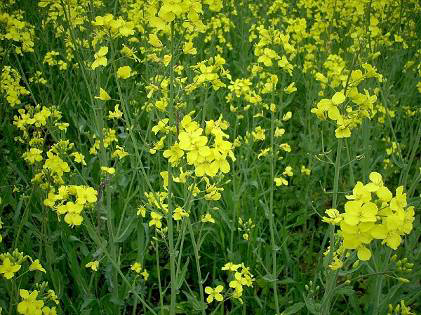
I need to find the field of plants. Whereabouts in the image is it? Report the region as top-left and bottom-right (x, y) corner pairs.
(0, 0), (420, 314)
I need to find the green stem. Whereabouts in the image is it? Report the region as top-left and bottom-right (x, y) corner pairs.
(372, 249), (391, 315)
(187, 219), (206, 315)
(167, 21), (177, 315)
(268, 108), (280, 314)
(320, 138), (342, 314)
(156, 238), (164, 314)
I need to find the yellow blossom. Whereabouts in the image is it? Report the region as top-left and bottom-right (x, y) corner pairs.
(85, 260), (99, 271)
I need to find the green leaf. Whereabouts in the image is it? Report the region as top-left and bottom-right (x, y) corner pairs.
(281, 302), (305, 315)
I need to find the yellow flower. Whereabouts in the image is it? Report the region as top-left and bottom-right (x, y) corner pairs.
(282, 166), (293, 177)
(149, 211), (163, 228)
(22, 148), (43, 164)
(163, 143), (184, 166)
(183, 41), (197, 55)
(0, 258), (21, 279)
(201, 213), (215, 223)
(221, 262), (241, 272)
(91, 46), (108, 70)
(85, 260), (99, 271)
(322, 208), (342, 225)
(274, 177), (288, 186)
(331, 91), (346, 105)
(42, 306), (57, 315)
(137, 206), (146, 218)
(101, 166), (115, 175)
(301, 165), (311, 175)
(148, 34), (163, 48)
(343, 201), (377, 226)
(17, 290), (44, 315)
(108, 104), (123, 120)
(279, 143), (291, 152)
(141, 270), (149, 281)
(95, 88), (111, 101)
(29, 259), (46, 273)
(75, 186), (98, 204)
(357, 246), (371, 261)
(117, 66), (132, 79)
(274, 128), (285, 137)
(328, 256), (343, 270)
(335, 123), (351, 138)
(173, 207), (189, 221)
(131, 262), (142, 273)
(205, 285), (224, 303)
(282, 111), (292, 121)
(70, 152), (87, 165)
(346, 181), (371, 203)
(284, 82), (297, 94)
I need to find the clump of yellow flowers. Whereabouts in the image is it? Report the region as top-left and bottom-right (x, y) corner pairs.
(0, 250), (59, 314)
(323, 172), (415, 264)
(311, 60), (383, 138)
(205, 262), (254, 305)
(167, 114), (235, 177)
(43, 185), (98, 227)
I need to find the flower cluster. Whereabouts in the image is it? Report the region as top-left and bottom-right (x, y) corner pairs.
(146, 0), (207, 33)
(162, 114), (235, 178)
(0, 66), (30, 107)
(222, 262), (254, 303)
(17, 283), (59, 315)
(311, 61), (383, 138)
(43, 185), (98, 227)
(0, 11), (35, 54)
(323, 172), (415, 262)
(130, 262), (149, 281)
(238, 217), (255, 241)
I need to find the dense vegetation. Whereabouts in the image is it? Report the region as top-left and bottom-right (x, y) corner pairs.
(0, 0), (420, 314)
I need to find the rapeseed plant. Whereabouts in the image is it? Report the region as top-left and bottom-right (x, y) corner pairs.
(1, 0), (419, 314)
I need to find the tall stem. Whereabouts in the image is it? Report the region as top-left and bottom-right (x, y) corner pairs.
(268, 109), (280, 314)
(320, 138), (342, 314)
(187, 219), (206, 315)
(167, 22), (177, 315)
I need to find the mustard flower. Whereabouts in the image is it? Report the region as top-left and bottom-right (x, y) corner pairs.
(0, 258), (21, 279)
(183, 41), (197, 55)
(131, 262), (142, 273)
(274, 177), (288, 186)
(284, 82), (297, 94)
(279, 143), (291, 152)
(149, 212), (163, 228)
(22, 148), (43, 164)
(221, 262), (241, 272)
(108, 104), (123, 120)
(173, 207), (189, 221)
(101, 166), (115, 175)
(148, 34), (163, 48)
(282, 111), (292, 121)
(201, 213), (215, 223)
(17, 290), (44, 315)
(91, 46), (108, 70)
(117, 66), (132, 79)
(137, 206), (146, 218)
(85, 260), (99, 271)
(322, 208), (342, 225)
(328, 256), (343, 270)
(95, 88), (111, 101)
(70, 152), (86, 165)
(205, 285), (224, 303)
(42, 306), (57, 315)
(141, 270), (149, 281)
(29, 259), (46, 273)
